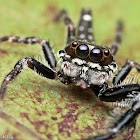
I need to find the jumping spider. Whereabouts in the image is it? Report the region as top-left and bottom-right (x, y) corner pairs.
(0, 9), (140, 140)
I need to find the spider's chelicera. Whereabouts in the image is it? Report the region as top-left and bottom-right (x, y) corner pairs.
(0, 9), (140, 140)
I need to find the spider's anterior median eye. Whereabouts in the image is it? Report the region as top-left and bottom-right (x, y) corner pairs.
(104, 50), (109, 56)
(72, 41), (78, 47)
(76, 44), (89, 58)
(90, 48), (103, 62)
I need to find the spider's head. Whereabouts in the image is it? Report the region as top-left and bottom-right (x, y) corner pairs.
(65, 40), (113, 66)
(58, 41), (117, 88)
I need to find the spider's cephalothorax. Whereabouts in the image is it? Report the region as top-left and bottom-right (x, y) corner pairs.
(0, 9), (140, 140)
(58, 41), (117, 88)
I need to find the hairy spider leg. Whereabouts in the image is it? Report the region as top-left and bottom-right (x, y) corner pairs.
(110, 20), (123, 56)
(89, 62), (140, 139)
(55, 10), (76, 44)
(0, 36), (57, 68)
(113, 60), (140, 85)
(93, 84), (140, 102)
(90, 84), (140, 140)
(0, 57), (56, 100)
(93, 60), (140, 102)
(89, 99), (140, 140)
(77, 9), (94, 43)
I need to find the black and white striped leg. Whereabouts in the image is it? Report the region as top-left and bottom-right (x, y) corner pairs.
(77, 9), (94, 43)
(113, 60), (140, 85)
(0, 57), (56, 100)
(55, 10), (75, 44)
(110, 20), (123, 56)
(87, 100), (140, 140)
(92, 84), (140, 102)
(0, 36), (57, 68)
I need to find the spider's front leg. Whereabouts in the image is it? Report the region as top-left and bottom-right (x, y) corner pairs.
(94, 60), (140, 102)
(88, 83), (140, 140)
(0, 57), (56, 100)
(0, 36), (57, 68)
(88, 62), (140, 140)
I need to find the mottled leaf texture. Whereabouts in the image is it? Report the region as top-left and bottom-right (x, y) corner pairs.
(0, 0), (140, 140)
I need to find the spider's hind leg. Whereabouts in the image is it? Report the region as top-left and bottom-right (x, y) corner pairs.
(126, 120), (136, 140)
(88, 99), (140, 140)
(77, 9), (94, 43)
(0, 36), (57, 68)
(0, 57), (56, 100)
(55, 10), (76, 44)
(113, 60), (140, 85)
(110, 20), (123, 56)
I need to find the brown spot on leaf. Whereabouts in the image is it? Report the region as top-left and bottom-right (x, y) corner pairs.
(51, 116), (57, 120)
(84, 126), (94, 133)
(26, 88), (43, 104)
(66, 103), (79, 110)
(32, 120), (47, 132)
(58, 110), (79, 136)
(42, 111), (46, 114)
(0, 49), (8, 54)
(93, 116), (107, 130)
(92, 102), (110, 111)
(46, 134), (52, 139)
(20, 113), (29, 120)
(0, 49), (8, 58)
(34, 108), (47, 116)
(56, 107), (62, 113)
(66, 86), (95, 103)
(20, 112), (48, 133)
(36, 97), (42, 103)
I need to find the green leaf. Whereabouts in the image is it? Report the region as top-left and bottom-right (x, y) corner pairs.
(0, 0), (140, 140)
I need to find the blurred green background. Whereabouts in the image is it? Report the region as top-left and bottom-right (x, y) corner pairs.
(0, 0), (140, 140)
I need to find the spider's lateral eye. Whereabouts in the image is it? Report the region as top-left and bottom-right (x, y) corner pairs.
(72, 41), (78, 47)
(76, 44), (89, 58)
(104, 50), (109, 56)
(90, 48), (103, 62)
(59, 50), (65, 54)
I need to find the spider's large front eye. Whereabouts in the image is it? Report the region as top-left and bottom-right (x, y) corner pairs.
(90, 48), (103, 62)
(71, 41), (78, 48)
(76, 44), (89, 58)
